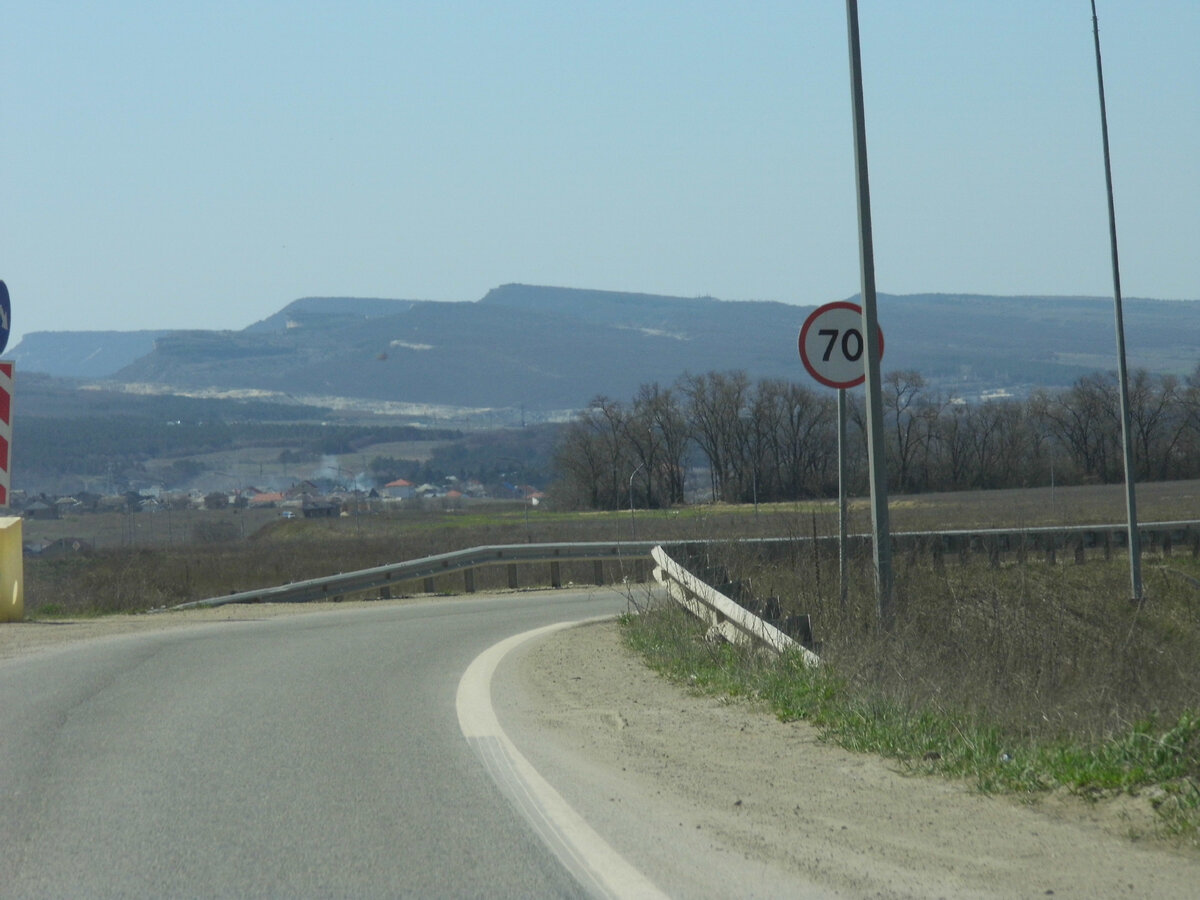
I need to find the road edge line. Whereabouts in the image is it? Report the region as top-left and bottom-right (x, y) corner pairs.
(456, 617), (668, 900)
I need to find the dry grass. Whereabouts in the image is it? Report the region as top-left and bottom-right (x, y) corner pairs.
(685, 532), (1200, 742)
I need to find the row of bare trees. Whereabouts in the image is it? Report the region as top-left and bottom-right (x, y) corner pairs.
(551, 366), (1200, 509)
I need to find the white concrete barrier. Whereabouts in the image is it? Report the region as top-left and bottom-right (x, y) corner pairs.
(651, 545), (819, 667)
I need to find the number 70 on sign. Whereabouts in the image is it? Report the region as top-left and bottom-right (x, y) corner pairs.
(797, 301), (885, 390)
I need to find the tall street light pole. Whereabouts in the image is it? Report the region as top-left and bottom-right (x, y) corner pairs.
(629, 462), (645, 541)
(1090, 0), (1142, 601)
(845, 0), (894, 628)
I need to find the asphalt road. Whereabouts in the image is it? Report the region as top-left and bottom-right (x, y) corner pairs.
(0, 591), (629, 898)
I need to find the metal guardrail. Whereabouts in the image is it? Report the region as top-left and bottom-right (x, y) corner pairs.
(651, 546), (821, 666)
(169, 540), (660, 610)
(168, 520), (1200, 612)
(890, 520), (1199, 559)
(698, 520), (1200, 556)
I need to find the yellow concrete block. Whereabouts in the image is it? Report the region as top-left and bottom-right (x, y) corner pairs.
(0, 516), (23, 622)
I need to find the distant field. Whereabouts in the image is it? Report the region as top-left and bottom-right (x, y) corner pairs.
(24, 506), (285, 550)
(23, 477), (1200, 555)
(142, 439), (452, 491)
(869, 478), (1200, 532)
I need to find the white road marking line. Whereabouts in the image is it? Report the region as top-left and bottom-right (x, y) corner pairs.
(457, 618), (669, 900)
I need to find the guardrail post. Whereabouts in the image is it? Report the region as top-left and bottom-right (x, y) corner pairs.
(550, 561), (561, 588)
(1103, 532), (1113, 560)
(593, 560), (605, 585)
(380, 585), (392, 600)
(507, 564), (519, 589)
(423, 577), (436, 594)
(464, 569), (476, 593)
(1163, 531), (1173, 558)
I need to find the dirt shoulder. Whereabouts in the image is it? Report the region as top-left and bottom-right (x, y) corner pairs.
(500, 619), (1200, 899)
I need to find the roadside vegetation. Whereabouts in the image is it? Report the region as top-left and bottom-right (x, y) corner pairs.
(622, 538), (1200, 845)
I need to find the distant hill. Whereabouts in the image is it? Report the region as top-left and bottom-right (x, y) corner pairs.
(242, 296), (434, 333)
(10, 285), (1200, 412)
(9, 330), (171, 379)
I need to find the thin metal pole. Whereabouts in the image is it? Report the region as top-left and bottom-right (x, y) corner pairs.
(844, 0), (894, 628)
(1091, 0), (1142, 600)
(838, 388), (849, 612)
(629, 462), (645, 541)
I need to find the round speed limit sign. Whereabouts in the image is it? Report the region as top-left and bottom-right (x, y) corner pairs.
(798, 301), (885, 389)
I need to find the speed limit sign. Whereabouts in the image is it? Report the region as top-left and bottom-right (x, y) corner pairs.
(798, 301), (885, 389)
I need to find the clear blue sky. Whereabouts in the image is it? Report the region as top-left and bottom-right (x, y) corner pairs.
(4, 1), (1197, 345)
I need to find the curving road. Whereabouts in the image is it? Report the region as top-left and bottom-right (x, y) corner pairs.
(0, 591), (632, 898)
(8, 590), (1186, 898)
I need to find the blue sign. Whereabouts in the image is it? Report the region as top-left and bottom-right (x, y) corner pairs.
(0, 281), (8, 355)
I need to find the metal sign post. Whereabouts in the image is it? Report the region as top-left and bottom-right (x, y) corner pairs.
(844, 0), (894, 629)
(837, 388), (849, 611)
(0, 282), (12, 510)
(0, 281), (19, 623)
(0, 282), (10, 355)
(1090, 0), (1142, 601)
(0, 362), (11, 508)
(798, 300), (885, 614)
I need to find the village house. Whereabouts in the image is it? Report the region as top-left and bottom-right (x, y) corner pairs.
(382, 478), (415, 500)
(23, 499), (60, 520)
(248, 490), (286, 509)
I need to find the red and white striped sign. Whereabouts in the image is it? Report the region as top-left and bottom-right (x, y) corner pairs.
(0, 361), (12, 507)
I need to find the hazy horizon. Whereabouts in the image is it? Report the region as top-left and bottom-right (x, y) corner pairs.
(5, 2), (1197, 345)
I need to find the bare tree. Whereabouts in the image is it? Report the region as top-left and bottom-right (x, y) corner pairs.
(882, 371), (936, 493)
(627, 383), (690, 508)
(681, 371), (750, 503)
(1031, 375), (1121, 483)
(553, 364), (1200, 510)
(552, 396), (632, 509)
(1126, 370), (1187, 480)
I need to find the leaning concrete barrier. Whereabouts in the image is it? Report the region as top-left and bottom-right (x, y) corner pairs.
(651, 545), (819, 667)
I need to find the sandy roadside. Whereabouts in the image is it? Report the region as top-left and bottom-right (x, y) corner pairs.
(5, 604), (1200, 897)
(499, 619), (1200, 899)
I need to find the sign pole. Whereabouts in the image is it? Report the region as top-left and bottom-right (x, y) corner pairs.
(837, 388), (848, 611)
(0, 281), (20, 624)
(844, 0), (893, 629)
(1090, 0), (1142, 601)
(0, 281), (12, 511)
(798, 305), (883, 616)
(0, 362), (12, 508)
